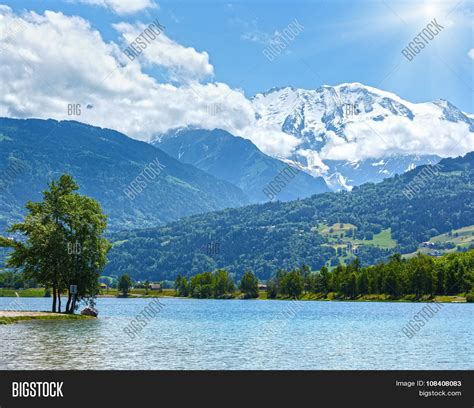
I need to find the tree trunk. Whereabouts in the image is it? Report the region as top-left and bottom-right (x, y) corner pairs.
(70, 295), (76, 315)
(52, 286), (57, 313)
(65, 292), (72, 314)
(58, 291), (61, 313)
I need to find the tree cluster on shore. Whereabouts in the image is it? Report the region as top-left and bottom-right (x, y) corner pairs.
(175, 270), (235, 299)
(175, 270), (259, 299)
(267, 251), (474, 299)
(0, 175), (111, 313)
(175, 250), (474, 301)
(0, 270), (37, 289)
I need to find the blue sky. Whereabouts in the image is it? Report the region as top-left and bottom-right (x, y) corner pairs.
(3, 0), (472, 111)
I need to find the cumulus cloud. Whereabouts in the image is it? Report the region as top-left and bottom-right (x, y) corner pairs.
(72, 0), (157, 15)
(113, 21), (213, 81)
(468, 48), (474, 59)
(241, 125), (301, 157)
(1, 6), (470, 163)
(296, 149), (329, 175)
(0, 6), (295, 150)
(319, 115), (474, 161)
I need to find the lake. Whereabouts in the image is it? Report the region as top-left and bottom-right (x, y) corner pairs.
(0, 297), (472, 370)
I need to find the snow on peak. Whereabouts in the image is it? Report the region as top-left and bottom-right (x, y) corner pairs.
(250, 82), (473, 191)
(252, 82), (473, 156)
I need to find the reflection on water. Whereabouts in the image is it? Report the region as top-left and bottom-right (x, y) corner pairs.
(0, 297), (472, 370)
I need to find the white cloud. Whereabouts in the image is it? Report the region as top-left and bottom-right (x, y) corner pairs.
(319, 115), (474, 161)
(239, 17), (304, 50)
(0, 7), (295, 150)
(241, 28), (278, 47)
(72, 0), (157, 15)
(468, 48), (474, 59)
(241, 125), (301, 157)
(113, 21), (213, 81)
(2, 6), (469, 164)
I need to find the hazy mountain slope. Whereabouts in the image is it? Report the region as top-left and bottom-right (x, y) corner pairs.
(0, 118), (248, 232)
(153, 128), (329, 202)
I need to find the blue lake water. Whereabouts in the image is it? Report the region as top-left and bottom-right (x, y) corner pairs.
(0, 297), (472, 370)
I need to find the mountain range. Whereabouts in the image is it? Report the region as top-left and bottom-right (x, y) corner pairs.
(152, 128), (329, 203)
(251, 83), (472, 190)
(0, 83), (472, 278)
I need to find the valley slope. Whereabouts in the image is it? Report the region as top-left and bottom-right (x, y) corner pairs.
(0, 118), (248, 232)
(107, 152), (474, 281)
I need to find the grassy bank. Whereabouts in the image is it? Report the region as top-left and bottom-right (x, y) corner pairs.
(99, 288), (176, 297)
(0, 288), (468, 303)
(0, 288), (178, 298)
(172, 292), (467, 302)
(0, 311), (94, 325)
(0, 288), (47, 297)
(296, 293), (467, 303)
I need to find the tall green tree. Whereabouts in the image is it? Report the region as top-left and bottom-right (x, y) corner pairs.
(280, 269), (303, 298)
(212, 269), (235, 298)
(300, 264), (311, 293)
(0, 174), (110, 313)
(383, 268), (401, 298)
(189, 271), (213, 298)
(348, 272), (358, 299)
(118, 274), (132, 296)
(357, 269), (370, 295)
(239, 271), (259, 299)
(174, 274), (189, 297)
(316, 266), (330, 295)
(266, 278), (278, 299)
(61, 190), (110, 313)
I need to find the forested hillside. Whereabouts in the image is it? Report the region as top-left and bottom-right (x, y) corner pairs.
(0, 118), (248, 233)
(106, 152), (474, 281)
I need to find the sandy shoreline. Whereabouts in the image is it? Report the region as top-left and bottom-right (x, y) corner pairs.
(0, 310), (95, 324)
(0, 311), (58, 317)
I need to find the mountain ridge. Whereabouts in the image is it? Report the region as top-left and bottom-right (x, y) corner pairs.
(0, 117), (249, 232)
(152, 128), (330, 202)
(251, 82), (472, 190)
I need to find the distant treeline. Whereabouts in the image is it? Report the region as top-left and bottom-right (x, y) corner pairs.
(267, 251), (473, 299)
(175, 270), (237, 299)
(175, 250), (474, 300)
(0, 270), (37, 289)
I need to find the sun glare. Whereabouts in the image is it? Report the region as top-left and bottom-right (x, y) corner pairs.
(421, 3), (441, 19)
(398, 0), (455, 26)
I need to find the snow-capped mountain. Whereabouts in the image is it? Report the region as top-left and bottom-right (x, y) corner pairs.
(252, 83), (473, 190)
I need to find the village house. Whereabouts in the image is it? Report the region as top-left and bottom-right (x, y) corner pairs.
(149, 283), (162, 291)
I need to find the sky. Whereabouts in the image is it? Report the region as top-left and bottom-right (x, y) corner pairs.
(0, 0), (472, 159)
